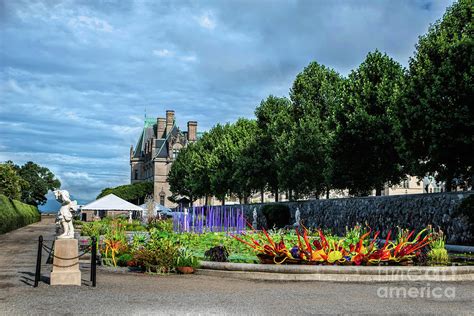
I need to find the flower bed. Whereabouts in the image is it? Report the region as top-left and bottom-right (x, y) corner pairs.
(233, 225), (432, 266)
(81, 216), (459, 271)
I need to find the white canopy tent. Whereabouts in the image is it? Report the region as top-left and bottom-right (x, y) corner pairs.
(139, 201), (173, 223)
(81, 194), (144, 221)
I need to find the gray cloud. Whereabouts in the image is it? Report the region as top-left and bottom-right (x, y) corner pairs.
(0, 0), (453, 206)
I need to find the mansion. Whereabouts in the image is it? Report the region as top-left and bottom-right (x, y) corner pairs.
(130, 110), (198, 207)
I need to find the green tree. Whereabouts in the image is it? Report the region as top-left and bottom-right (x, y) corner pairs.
(97, 182), (153, 205)
(168, 141), (211, 205)
(0, 162), (26, 200)
(15, 161), (61, 206)
(227, 118), (258, 202)
(254, 96), (292, 201)
(398, 0), (473, 190)
(289, 62), (344, 198)
(203, 119), (258, 204)
(331, 51), (405, 196)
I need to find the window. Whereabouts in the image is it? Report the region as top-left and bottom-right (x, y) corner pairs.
(173, 149), (179, 159)
(134, 169), (138, 180)
(160, 195), (165, 206)
(402, 180), (409, 189)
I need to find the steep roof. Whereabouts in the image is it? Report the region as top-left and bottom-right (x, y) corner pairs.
(132, 116), (190, 160)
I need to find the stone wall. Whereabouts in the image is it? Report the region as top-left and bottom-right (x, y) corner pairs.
(240, 192), (474, 245)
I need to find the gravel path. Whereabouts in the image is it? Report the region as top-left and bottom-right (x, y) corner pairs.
(1, 218), (473, 315)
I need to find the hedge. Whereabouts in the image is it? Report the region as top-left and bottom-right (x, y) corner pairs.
(0, 194), (41, 234)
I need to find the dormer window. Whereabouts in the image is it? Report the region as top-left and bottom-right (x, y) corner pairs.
(173, 148), (179, 159)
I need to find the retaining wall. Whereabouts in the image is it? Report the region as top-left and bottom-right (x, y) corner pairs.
(239, 191), (474, 245)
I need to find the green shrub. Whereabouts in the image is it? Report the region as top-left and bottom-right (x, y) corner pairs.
(261, 204), (291, 228)
(0, 194), (40, 234)
(116, 253), (133, 267)
(427, 228), (449, 265)
(175, 248), (200, 268)
(81, 221), (108, 237)
(147, 218), (173, 232)
(133, 239), (179, 273)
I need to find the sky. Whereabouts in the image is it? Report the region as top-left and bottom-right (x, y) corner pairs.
(0, 0), (454, 210)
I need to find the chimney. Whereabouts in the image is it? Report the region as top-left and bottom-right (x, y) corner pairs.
(187, 121), (197, 142)
(166, 110), (175, 135)
(156, 117), (166, 139)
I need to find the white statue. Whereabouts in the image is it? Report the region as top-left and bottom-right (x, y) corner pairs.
(54, 190), (77, 239)
(183, 207), (189, 231)
(252, 207), (258, 228)
(294, 207), (301, 227)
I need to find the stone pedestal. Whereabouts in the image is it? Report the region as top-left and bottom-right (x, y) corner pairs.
(50, 239), (81, 286)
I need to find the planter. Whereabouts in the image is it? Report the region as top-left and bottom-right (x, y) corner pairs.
(177, 266), (195, 274)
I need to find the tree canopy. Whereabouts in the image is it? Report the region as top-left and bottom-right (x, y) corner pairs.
(167, 0), (472, 202)
(331, 51), (405, 196)
(398, 0), (473, 190)
(97, 182), (153, 205)
(1, 161), (61, 206)
(0, 162), (26, 200)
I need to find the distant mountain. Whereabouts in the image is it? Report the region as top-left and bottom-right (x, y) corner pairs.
(38, 191), (86, 213)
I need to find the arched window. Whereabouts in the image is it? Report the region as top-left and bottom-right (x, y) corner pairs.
(159, 189), (166, 206)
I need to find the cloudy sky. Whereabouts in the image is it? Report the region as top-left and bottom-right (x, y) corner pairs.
(0, 0), (453, 208)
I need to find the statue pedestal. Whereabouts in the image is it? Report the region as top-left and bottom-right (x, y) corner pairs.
(50, 239), (81, 286)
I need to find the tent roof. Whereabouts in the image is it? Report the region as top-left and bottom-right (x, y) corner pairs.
(81, 194), (144, 211)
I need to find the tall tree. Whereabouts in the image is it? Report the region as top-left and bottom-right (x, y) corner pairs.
(168, 141), (212, 205)
(331, 51), (405, 196)
(205, 119), (258, 204)
(168, 144), (196, 204)
(12, 161), (61, 206)
(289, 62), (344, 197)
(398, 0), (473, 190)
(254, 96), (292, 201)
(0, 161), (26, 200)
(229, 119), (259, 202)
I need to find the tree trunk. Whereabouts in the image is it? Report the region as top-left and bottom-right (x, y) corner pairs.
(205, 195), (209, 206)
(326, 187), (330, 199)
(221, 196), (225, 206)
(289, 190), (293, 201)
(275, 188), (279, 202)
(261, 189), (264, 203)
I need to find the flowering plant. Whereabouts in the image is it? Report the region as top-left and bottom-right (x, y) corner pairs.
(232, 224), (432, 266)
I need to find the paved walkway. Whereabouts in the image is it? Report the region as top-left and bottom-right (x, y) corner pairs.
(1, 218), (473, 315)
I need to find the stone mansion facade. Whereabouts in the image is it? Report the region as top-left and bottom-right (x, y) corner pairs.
(130, 110), (197, 208)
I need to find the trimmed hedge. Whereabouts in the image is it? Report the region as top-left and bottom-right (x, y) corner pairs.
(0, 194), (41, 234)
